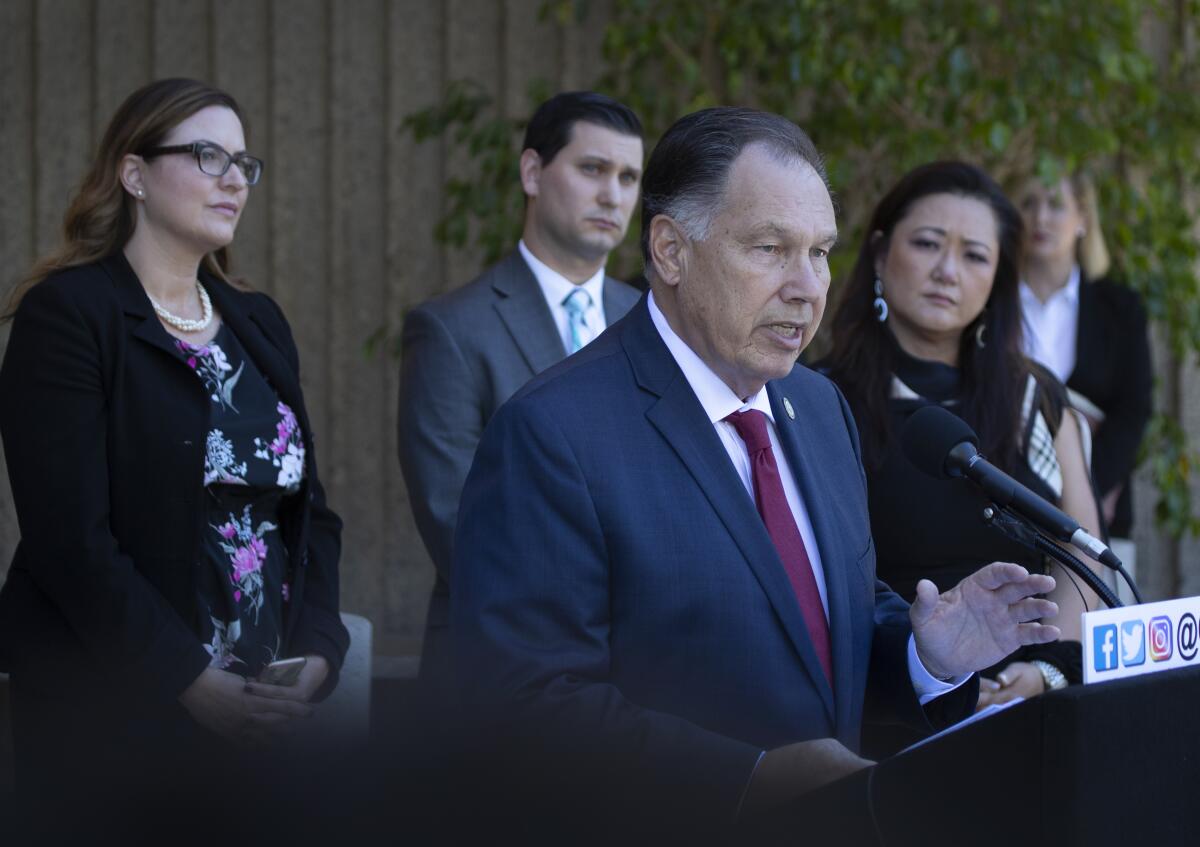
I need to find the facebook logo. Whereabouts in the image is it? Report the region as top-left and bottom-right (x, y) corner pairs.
(1093, 624), (1118, 672)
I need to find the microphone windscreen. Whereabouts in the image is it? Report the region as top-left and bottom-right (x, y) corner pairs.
(900, 404), (979, 479)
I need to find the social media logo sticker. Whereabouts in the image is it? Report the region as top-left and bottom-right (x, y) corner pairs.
(1149, 616), (1173, 662)
(1179, 613), (1198, 661)
(1120, 620), (1145, 666)
(1093, 624), (1118, 672)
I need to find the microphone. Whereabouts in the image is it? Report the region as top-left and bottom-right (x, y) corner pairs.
(901, 404), (1122, 570)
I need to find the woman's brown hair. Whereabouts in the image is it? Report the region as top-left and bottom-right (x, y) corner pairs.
(3, 78), (250, 318)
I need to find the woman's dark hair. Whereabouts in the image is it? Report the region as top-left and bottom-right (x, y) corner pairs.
(4, 78), (248, 318)
(826, 161), (1029, 472)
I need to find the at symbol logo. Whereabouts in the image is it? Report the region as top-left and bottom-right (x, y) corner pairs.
(1178, 613), (1198, 661)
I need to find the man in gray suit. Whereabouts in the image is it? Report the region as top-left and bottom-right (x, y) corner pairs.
(398, 92), (644, 680)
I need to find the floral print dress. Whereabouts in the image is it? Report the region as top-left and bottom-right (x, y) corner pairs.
(175, 323), (306, 677)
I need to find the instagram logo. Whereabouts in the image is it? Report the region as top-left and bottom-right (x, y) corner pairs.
(1149, 616), (1173, 662)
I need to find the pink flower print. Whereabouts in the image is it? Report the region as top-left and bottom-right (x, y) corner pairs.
(271, 422), (290, 455)
(249, 537), (268, 562)
(186, 356), (197, 370)
(268, 404), (300, 456)
(218, 522), (237, 540)
(234, 590), (242, 602)
(232, 546), (262, 581)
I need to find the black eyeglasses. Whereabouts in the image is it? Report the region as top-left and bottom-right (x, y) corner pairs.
(140, 141), (264, 185)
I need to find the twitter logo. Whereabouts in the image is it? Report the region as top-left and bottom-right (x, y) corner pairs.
(1093, 624), (1118, 672)
(1121, 620), (1145, 666)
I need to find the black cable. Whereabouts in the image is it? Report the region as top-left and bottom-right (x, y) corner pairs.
(1115, 562), (1143, 605)
(1026, 527), (1122, 609)
(984, 505), (1122, 609)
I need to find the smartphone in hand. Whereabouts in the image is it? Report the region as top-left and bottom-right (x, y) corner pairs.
(257, 656), (307, 686)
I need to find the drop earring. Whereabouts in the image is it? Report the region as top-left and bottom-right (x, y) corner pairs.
(873, 278), (889, 323)
(974, 310), (988, 349)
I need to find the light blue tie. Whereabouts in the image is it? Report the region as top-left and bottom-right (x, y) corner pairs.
(563, 288), (593, 353)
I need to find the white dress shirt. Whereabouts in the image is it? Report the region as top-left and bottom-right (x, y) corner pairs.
(647, 292), (964, 704)
(519, 239), (608, 354)
(1020, 264), (1081, 383)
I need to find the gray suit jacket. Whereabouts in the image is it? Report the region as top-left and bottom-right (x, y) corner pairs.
(398, 250), (640, 630)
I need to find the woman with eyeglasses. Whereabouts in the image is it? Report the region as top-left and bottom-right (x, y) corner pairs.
(0, 78), (347, 823)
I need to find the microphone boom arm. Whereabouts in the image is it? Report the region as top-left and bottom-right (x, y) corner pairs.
(983, 504), (1123, 609)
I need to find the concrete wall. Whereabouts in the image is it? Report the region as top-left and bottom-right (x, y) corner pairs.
(0, 0), (611, 657)
(0, 0), (1190, 662)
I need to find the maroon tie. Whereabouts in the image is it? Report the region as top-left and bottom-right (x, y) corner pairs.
(725, 409), (833, 686)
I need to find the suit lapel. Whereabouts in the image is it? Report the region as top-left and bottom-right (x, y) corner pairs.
(491, 251), (566, 375)
(602, 274), (639, 323)
(623, 302), (835, 719)
(1072, 277), (1096, 380)
(769, 382), (854, 731)
(104, 252), (193, 359)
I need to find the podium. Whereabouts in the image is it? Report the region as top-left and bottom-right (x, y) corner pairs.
(758, 666), (1200, 846)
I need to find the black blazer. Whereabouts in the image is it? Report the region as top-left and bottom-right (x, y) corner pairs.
(1067, 277), (1153, 537)
(0, 253), (348, 714)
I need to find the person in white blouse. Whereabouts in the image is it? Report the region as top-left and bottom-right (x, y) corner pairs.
(398, 92), (644, 687)
(1015, 170), (1153, 541)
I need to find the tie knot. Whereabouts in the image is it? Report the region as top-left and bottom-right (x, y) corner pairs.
(563, 287), (592, 316)
(724, 409), (772, 454)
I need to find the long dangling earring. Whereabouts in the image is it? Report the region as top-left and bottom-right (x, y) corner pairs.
(873, 278), (889, 323)
(974, 310), (988, 349)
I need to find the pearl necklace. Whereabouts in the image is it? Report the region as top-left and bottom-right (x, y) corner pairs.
(147, 282), (213, 333)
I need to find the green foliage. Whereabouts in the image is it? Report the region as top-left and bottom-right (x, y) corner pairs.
(400, 79), (529, 266)
(402, 0), (1200, 535)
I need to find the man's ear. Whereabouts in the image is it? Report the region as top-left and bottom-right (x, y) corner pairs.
(119, 154), (146, 199)
(519, 149), (542, 199)
(648, 215), (689, 289)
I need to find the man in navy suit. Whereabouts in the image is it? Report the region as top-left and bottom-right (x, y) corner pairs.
(451, 108), (1059, 833)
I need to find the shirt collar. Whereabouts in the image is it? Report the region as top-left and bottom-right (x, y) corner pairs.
(647, 291), (774, 424)
(1019, 263), (1082, 309)
(518, 239), (606, 310)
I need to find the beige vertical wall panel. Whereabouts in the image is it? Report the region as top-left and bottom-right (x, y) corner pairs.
(93, 0), (152, 142)
(151, 0), (210, 80)
(559, 0), (609, 91)
(442, 0), (503, 292)
(268, 0), (330, 446)
(1174, 356), (1200, 598)
(34, 0), (93, 255)
(1, 1), (35, 291)
(383, 0), (445, 650)
(328, 0), (389, 623)
(1133, 329), (1180, 601)
(212, 0), (272, 295)
(503, 0), (560, 116)
(0, 3), (34, 579)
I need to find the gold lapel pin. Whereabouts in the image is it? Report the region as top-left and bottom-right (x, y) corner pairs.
(783, 397), (796, 420)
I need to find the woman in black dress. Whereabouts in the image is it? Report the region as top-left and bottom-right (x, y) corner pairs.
(824, 162), (1106, 727)
(0, 79), (348, 827)
(1014, 170), (1152, 540)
